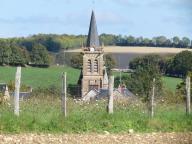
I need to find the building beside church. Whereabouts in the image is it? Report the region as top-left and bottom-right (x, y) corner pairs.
(79, 11), (108, 98)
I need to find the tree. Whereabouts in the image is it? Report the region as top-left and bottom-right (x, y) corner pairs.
(182, 37), (190, 48)
(171, 51), (192, 77)
(173, 36), (180, 47)
(127, 55), (162, 101)
(104, 54), (116, 75)
(100, 33), (117, 45)
(114, 74), (130, 88)
(135, 37), (144, 46)
(30, 43), (50, 66)
(0, 40), (11, 65)
(9, 45), (29, 66)
(126, 36), (135, 46)
(129, 54), (163, 70)
(143, 38), (151, 46)
(191, 40), (192, 48)
(155, 36), (167, 47)
(70, 53), (83, 69)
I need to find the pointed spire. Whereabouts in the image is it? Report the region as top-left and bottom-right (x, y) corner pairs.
(86, 11), (100, 49)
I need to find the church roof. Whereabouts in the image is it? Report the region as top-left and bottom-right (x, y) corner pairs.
(86, 11), (100, 48)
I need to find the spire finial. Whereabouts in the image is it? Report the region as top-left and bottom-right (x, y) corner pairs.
(92, 0), (95, 11)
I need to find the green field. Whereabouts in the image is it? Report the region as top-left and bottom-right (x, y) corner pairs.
(162, 76), (183, 92)
(0, 66), (80, 88)
(0, 66), (182, 91)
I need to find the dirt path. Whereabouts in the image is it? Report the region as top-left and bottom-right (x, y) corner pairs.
(0, 133), (192, 144)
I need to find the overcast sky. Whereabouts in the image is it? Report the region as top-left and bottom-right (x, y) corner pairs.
(0, 0), (191, 38)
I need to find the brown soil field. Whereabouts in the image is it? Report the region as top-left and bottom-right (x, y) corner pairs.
(0, 133), (192, 144)
(67, 46), (192, 54)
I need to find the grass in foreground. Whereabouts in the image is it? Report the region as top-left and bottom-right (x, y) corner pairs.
(0, 96), (191, 133)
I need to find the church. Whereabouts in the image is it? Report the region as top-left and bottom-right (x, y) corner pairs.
(79, 11), (109, 98)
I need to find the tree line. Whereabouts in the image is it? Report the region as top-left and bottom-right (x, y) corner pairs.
(0, 34), (191, 66)
(115, 35), (192, 48)
(0, 40), (50, 66)
(115, 51), (192, 103)
(129, 50), (192, 78)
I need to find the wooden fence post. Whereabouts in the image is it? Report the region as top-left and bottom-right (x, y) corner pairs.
(151, 78), (155, 118)
(14, 66), (21, 116)
(62, 72), (67, 117)
(108, 76), (114, 114)
(186, 76), (191, 115)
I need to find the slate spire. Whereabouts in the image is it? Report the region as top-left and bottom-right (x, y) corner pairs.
(86, 11), (100, 49)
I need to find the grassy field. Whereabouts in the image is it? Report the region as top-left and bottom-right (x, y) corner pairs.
(0, 66), (182, 92)
(113, 72), (182, 92)
(0, 96), (192, 133)
(0, 66), (190, 133)
(162, 76), (183, 92)
(0, 66), (80, 88)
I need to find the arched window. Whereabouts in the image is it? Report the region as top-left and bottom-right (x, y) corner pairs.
(94, 59), (98, 72)
(87, 59), (91, 72)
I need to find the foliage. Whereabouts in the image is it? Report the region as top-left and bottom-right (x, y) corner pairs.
(30, 43), (50, 66)
(7, 80), (31, 92)
(116, 35), (192, 48)
(100, 33), (117, 45)
(164, 51), (192, 77)
(9, 44), (29, 66)
(104, 54), (116, 75)
(128, 55), (163, 101)
(0, 34), (192, 67)
(114, 74), (130, 88)
(0, 92), (3, 105)
(70, 53), (83, 69)
(169, 51), (192, 77)
(176, 71), (192, 98)
(0, 40), (10, 65)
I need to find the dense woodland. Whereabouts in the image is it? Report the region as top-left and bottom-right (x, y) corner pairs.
(0, 34), (191, 66)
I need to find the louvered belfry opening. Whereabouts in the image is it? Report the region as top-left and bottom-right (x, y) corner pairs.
(87, 59), (91, 72)
(94, 59), (98, 72)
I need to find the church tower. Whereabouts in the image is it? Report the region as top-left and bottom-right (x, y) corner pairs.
(80, 11), (108, 97)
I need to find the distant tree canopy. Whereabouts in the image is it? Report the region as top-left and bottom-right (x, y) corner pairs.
(70, 53), (83, 69)
(129, 51), (192, 78)
(164, 51), (192, 77)
(0, 39), (50, 67)
(0, 34), (192, 67)
(30, 43), (50, 66)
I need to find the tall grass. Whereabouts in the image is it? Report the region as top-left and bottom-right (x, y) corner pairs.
(0, 95), (191, 133)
